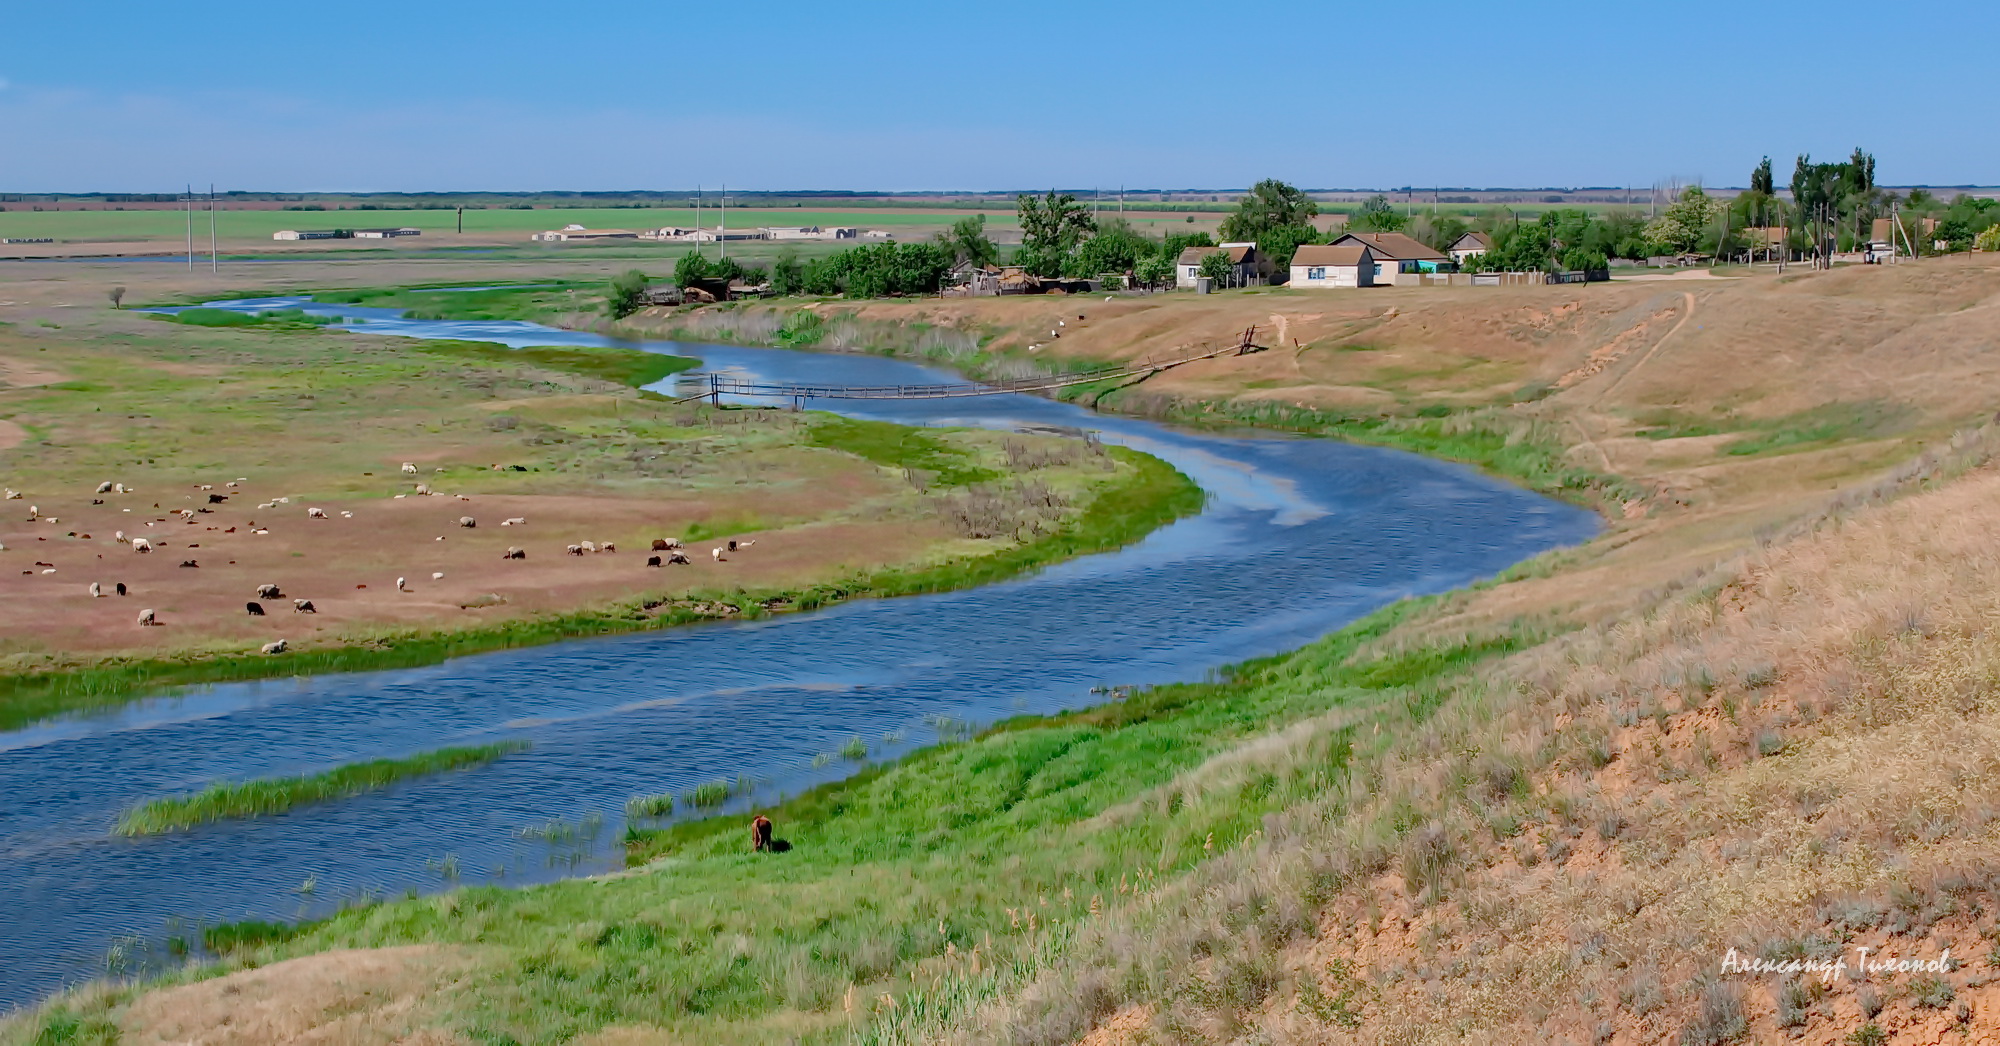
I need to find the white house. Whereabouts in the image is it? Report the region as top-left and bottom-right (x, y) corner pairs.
(1331, 231), (1450, 285)
(1287, 244), (1374, 288)
(353, 227), (421, 239)
(1176, 244), (1258, 289)
(1448, 231), (1492, 264)
(531, 225), (639, 242)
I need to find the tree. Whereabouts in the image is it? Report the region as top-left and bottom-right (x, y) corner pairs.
(606, 269), (648, 318)
(938, 213), (998, 268)
(1750, 156), (1774, 196)
(1256, 223), (1321, 271)
(107, 286), (126, 310)
(1643, 186), (1719, 254)
(1976, 224), (2000, 253)
(1347, 193), (1407, 233)
(1015, 191), (1096, 277)
(1219, 178), (1318, 243)
(770, 249), (806, 295)
(1134, 253), (1174, 289)
(1407, 214), (1470, 253)
(1197, 250), (1235, 285)
(1067, 217), (1154, 277)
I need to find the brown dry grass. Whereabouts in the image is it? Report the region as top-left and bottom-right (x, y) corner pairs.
(118, 946), (473, 1046)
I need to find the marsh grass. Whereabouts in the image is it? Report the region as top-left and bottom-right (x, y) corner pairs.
(806, 417), (999, 487)
(624, 794), (675, 818)
(412, 339), (697, 389)
(164, 307), (339, 330)
(113, 742), (529, 835)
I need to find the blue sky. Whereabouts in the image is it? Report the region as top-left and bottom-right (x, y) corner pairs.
(4, 0), (1994, 192)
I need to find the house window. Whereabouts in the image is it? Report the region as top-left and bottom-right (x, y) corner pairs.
(1372, 264), (1383, 276)
(1307, 267), (1326, 280)
(1187, 267), (1199, 278)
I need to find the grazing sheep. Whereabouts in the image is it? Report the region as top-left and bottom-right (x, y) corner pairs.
(415, 484), (431, 496)
(601, 541), (615, 553)
(736, 539), (756, 549)
(501, 517), (525, 527)
(566, 544), (583, 556)
(130, 538), (152, 553)
(668, 551), (690, 565)
(580, 541), (596, 554)
(293, 599), (317, 613)
(402, 462), (418, 474)
(727, 540), (738, 552)
(88, 582), (102, 598)
(396, 576), (408, 591)
(115, 583), (127, 596)
(256, 583), (283, 599)
(503, 547), (525, 560)
(3, 489), (17, 499)
(137, 608), (158, 626)
(646, 555), (662, 567)
(261, 640), (287, 655)
(431, 571), (444, 580)
(307, 507), (327, 519)
(340, 510), (353, 518)
(751, 815), (773, 852)
(650, 538), (673, 551)
(199, 484), (213, 491)
(179, 560), (198, 568)
(711, 547), (724, 561)
(208, 494), (227, 504)
(245, 602), (265, 616)
(96, 481), (113, 493)
(458, 516), (476, 528)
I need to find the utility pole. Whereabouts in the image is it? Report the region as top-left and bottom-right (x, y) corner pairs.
(694, 186), (702, 258)
(184, 184), (194, 270)
(456, 206), (463, 235)
(720, 183), (727, 260)
(208, 183), (218, 274)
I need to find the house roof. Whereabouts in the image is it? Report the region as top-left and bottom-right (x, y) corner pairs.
(1290, 244), (1371, 267)
(1175, 244), (1255, 266)
(1331, 231), (1447, 261)
(1449, 232), (1493, 251)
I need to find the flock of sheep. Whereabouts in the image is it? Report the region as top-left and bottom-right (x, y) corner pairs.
(9, 461), (760, 657)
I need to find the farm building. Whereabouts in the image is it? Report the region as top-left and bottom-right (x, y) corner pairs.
(1176, 244), (1259, 289)
(1448, 232), (1492, 264)
(271, 229), (349, 241)
(1331, 231), (1449, 284)
(1287, 245), (1375, 289)
(531, 225), (639, 242)
(353, 227), (421, 239)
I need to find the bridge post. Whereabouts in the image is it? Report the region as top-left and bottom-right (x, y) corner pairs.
(709, 372), (721, 408)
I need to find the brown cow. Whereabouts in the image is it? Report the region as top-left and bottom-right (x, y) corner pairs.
(751, 815), (773, 852)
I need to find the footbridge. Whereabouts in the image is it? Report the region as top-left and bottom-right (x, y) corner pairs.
(676, 326), (1260, 405)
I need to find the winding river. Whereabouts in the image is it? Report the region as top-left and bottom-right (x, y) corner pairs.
(0, 299), (1598, 1007)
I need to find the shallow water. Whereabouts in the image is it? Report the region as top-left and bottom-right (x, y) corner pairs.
(0, 299), (1598, 1007)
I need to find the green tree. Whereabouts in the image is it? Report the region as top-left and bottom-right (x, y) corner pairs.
(107, 286), (126, 310)
(1015, 190), (1096, 277)
(770, 249), (806, 295)
(1219, 178), (1318, 243)
(938, 213), (998, 268)
(1347, 193), (1407, 233)
(1975, 224), (2000, 252)
(1407, 214), (1470, 253)
(1750, 156), (1774, 196)
(1643, 186), (1719, 254)
(1256, 223), (1321, 270)
(1134, 253), (1174, 288)
(606, 269), (648, 318)
(1197, 249), (1235, 285)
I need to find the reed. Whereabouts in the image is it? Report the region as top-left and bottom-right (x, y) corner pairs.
(113, 741), (529, 836)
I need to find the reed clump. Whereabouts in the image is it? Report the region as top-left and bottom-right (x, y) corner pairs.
(113, 741), (530, 836)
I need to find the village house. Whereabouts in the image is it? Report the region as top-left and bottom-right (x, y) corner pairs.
(352, 227), (421, 239)
(271, 229), (349, 241)
(531, 225), (638, 242)
(1287, 244), (1375, 289)
(1330, 231), (1450, 285)
(1448, 232), (1491, 264)
(1176, 244), (1259, 289)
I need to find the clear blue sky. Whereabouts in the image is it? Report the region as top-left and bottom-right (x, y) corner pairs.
(4, 0), (1993, 193)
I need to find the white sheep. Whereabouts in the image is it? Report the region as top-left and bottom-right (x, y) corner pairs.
(256, 583), (282, 599)
(600, 541), (615, 553)
(114, 530), (125, 542)
(198, 484), (213, 491)
(95, 481), (113, 493)
(137, 608), (157, 626)
(566, 544), (583, 556)
(402, 463), (419, 474)
(88, 582), (102, 598)
(431, 571), (444, 580)
(2, 489), (17, 499)
(131, 538), (153, 553)
(458, 516), (476, 528)
(307, 507), (327, 519)
(711, 547), (724, 562)
(396, 576), (408, 591)
(261, 639), (288, 655)
(580, 540), (596, 554)
(114, 483), (129, 494)
(501, 517), (526, 527)
(415, 483), (431, 495)
(340, 510), (354, 518)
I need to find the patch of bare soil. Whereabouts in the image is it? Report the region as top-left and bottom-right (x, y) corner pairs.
(119, 946), (472, 1046)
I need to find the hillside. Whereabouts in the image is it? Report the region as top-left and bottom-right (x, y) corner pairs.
(12, 258), (2000, 1045)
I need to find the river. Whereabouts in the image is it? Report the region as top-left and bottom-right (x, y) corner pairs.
(0, 298), (1598, 1007)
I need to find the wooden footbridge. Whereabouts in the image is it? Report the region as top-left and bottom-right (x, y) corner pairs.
(678, 326), (1260, 405)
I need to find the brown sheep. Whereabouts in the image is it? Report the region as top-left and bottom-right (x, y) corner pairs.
(751, 815), (773, 852)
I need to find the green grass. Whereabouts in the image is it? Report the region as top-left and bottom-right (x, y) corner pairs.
(112, 742), (531, 836)
(625, 793), (676, 818)
(1723, 400), (1916, 457)
(162, 307), (339, 330)
(411, 339), (698, 389)
(142, 598), (1525, 1045)
(0, 446), (1196, 733)
(805, 417), (999, 487)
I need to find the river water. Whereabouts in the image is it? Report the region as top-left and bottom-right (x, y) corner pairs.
(0, 298), (1598, 1007)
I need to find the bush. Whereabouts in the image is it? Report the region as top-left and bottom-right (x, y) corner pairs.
(1679, 981), (1746, 1045)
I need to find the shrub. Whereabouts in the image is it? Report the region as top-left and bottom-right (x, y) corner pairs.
(1679, 981), (1746, 1045)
